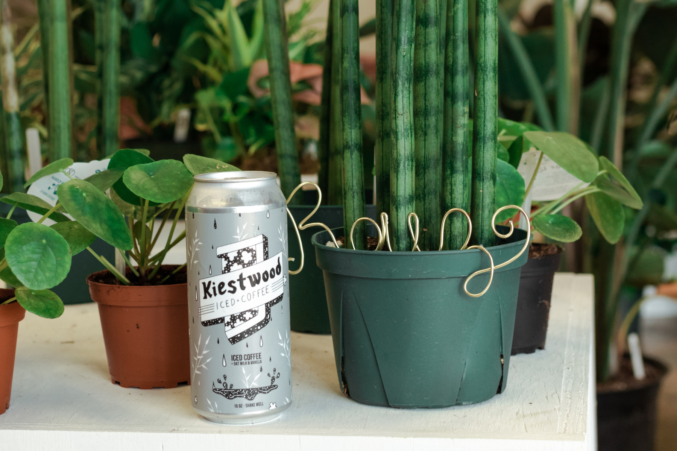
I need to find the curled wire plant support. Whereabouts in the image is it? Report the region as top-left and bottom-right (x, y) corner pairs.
(350, 217), (384, 250)
(407, 213), (421, 251)
(439, 208), (472, 251)
(463, 205), (531, 297)
(349, 212), (393, 251)
(285, 182), (340, 275)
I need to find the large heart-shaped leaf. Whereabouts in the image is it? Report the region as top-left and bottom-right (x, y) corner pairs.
(24, 158), (74, 188)
(585, 192), (625, 244)
(532, 214), (582, 242)
(108, 149), (157, 206)
(50, 222), (96, 256)
(183, 154), (240, 176)
(0, 193), (70, 222)
(495, 159), (526, 223)
(5, 222), (72, 290)
(598, 156), (642, 209)
(85, 169), (124, 192)
(57, 179), (133, 251)
(0, 218), (17, 248)
(523, 131), (599, 182)
(123, 160), (194, 204)
(16, 287), (64, 319)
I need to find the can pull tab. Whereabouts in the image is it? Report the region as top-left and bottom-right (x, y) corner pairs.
(285, 182), (339, 276)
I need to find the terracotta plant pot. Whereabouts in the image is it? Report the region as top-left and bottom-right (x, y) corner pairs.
(87, 267), (190, 389)
(0, 290), (24, 415)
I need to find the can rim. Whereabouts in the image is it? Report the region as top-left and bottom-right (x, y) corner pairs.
(193, 171), (277, 183)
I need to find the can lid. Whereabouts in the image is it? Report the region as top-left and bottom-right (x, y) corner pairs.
(194, 171), (277, 183)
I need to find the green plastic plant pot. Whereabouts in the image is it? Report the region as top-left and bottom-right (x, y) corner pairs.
(288, 203), (376, 334)
(312, 226), (528, 408)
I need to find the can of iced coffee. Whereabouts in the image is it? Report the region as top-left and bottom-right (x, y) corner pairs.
(186, 171), (292, 424)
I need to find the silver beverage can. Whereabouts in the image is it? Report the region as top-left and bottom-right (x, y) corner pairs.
(186, 171), (292, 424)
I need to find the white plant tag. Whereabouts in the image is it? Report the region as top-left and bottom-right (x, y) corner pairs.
(517, 149), (588, 201)
(628, 333), (646, 380)
(174, 108), (191, 143)
(26, 159), (110, 226)
(25, 128), (42, 179)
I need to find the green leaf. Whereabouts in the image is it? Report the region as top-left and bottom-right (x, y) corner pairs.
(597, 156), (642, 209)
(16, 287), (64, 319)
(625, 246), (666, 287)
(507, 135), (529, 169)
(497, 118), (541, 142)
(84, 169), (124, 192)
(183, 154), (240, 175)
(24, 158), (74, 188)
(217, 68), (251, 100)
(495, 159), (526, 223)
(0, 218), (17, 248)
(532, 214), (582, 242)
(594, 176), (643, 210)
(108, 149), (157, 206)
(585, 192), (625, 244)
(523, 131), (600, 182)
(226, 1), (253, 70)
(57, 179), (133, 251)
(50, 222), (96, 256)
(498, 145), (510, 163)
(0, 248), (21, 287)
(133, 220), (152, 251)
(5, 223), (72, 290)
(123, 160), (194, 204)
(0, 193), (71, 222)
(0, 172), (3, 191)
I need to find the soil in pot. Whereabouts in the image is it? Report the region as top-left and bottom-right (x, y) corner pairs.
(597, 355), (668, 451)
(0, 289), (24, 415)
(512, 243), (562, 355)
(87, 266), (189, 389)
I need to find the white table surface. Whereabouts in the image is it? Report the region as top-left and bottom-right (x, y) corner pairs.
(0, 273), (595, 451)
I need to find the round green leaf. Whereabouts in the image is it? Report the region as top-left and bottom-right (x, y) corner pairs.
(0, 193), (70, 222)
(0, 218), (17, 248)
(16, 287), (64, 319)
(523, 131), (600, 182)
(85, 169), (123, 192)
(50, 222), (96, 256)
(123, 160), (194, 204)
(183, 154), (241, 176)
(5, 223), (72, 290)
(585, 192), (625, 244)
(594, 176), (643, 210)
(108, 149), (156, 206)
(24, 158), (74, 188)
(57, 179), (133, 251)
(532, 214), (582, 243)
(495, 159), (526, 223)
(0, 249), (22, 287)
(597, 156), (643, 209)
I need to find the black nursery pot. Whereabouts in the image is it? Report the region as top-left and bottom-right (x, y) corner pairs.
(287, 191), (376, 334)
(313, 227), (528, 408)
(597, 356), (667, 451)
(511, 246), (562, 355)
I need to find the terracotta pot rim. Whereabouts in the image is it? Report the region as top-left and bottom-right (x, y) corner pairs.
(0, 294), (25, 328)
(88, 267), (187, 307)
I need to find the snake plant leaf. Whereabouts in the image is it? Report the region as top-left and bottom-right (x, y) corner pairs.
(84, 169), (123, 192)
(523, 131), (599, 182)
(123, 160), (194, 204)
(50, 222), (96, 256)
(16, 287), (64, 319)
(0, 193), (70, 222)
(0, 218), (17, 248)
(183, 154), (240, 176)
(24, 158), (74, 188)
(532, 214), (582, 242)
(495, 159), (526, 223)
(597, 156), (643, 209)
(108, 149), (157, 206)
(5, 223), (72, 290)
(57, 179), (133, 251)
(585, 192), (625, 244)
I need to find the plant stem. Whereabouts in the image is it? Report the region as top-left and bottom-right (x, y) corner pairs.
(0, 296), (15, 305)
(317, 3), (333, 204)
(442, 0), (470, 250)
(5, 203), (16, 219)
(37, 202), (62, 224)
(531, 184), (589, 217)
(150, 201), (174, 250)
(472, 0), (498, 247)
(328, 0), (344, 206)
(341, 0), (366, 250)
(262, 0), (302, 203)
(46, 0), (72, 161)
(375, 0), (394, 215)
(87, 247), (130, 284)
(0, 0), (25, 193)
(148, 196), (186, 280)
(549, 187), (599, 214)
(390, 0), (416, 251)
(159, 263), (186, 285)
(120, 251), (140, 277)
(497, 8), (554, 132)
(139, 199), (149, 274)
(413, 0), (441, 251)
